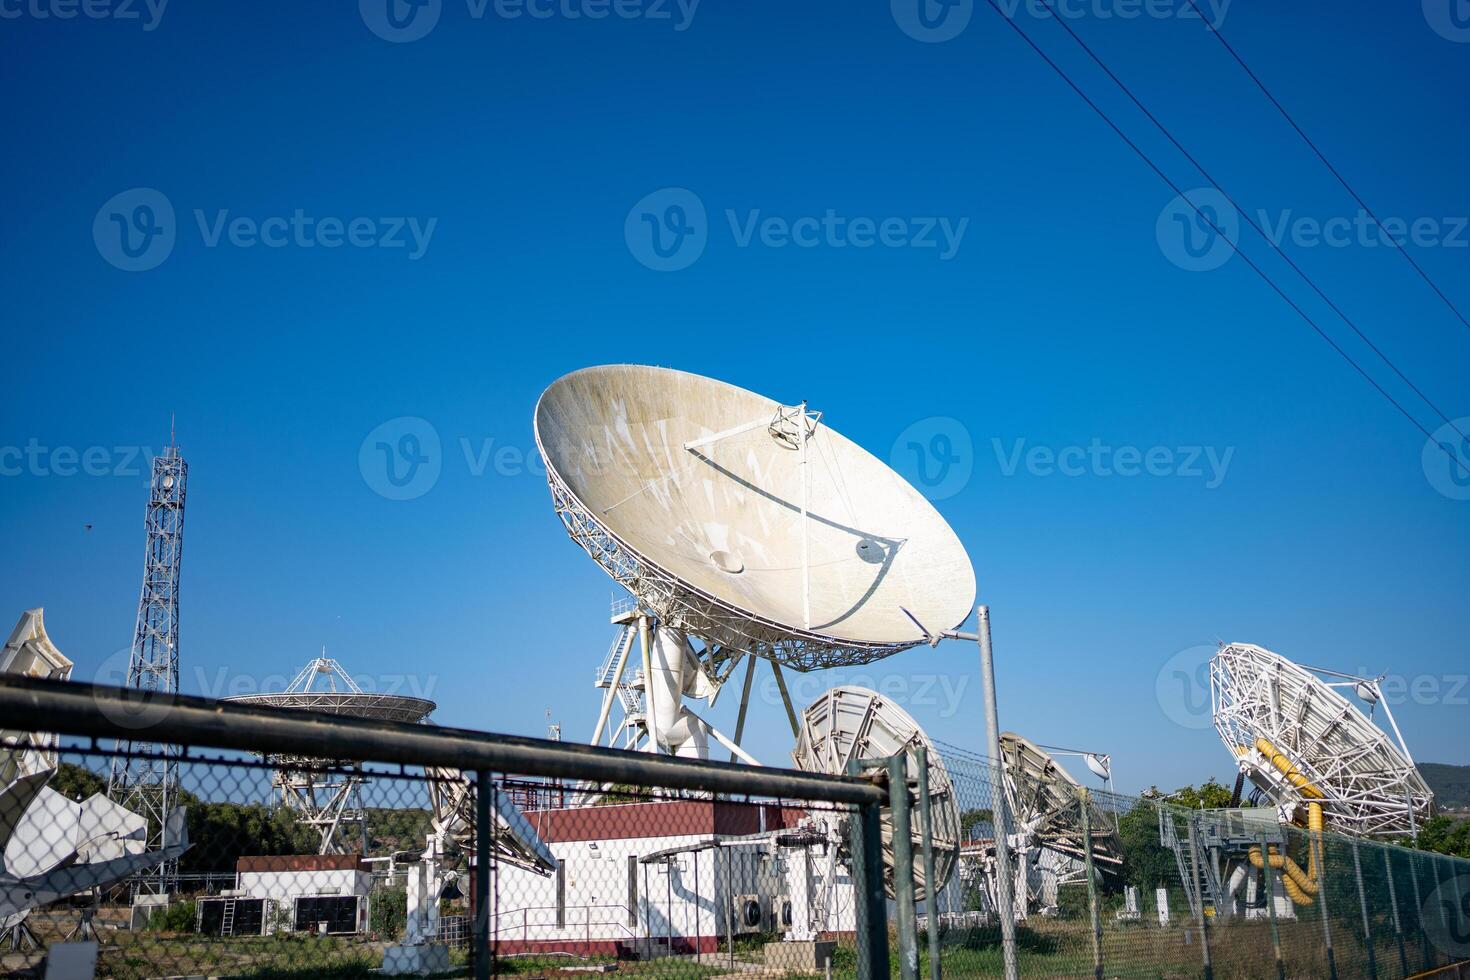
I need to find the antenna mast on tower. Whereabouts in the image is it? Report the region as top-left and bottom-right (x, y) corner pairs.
(108, 436), (188, 895)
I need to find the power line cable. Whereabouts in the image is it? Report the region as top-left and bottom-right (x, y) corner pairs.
(976, 0), (1468, 477)
(1032, 0), (1467, 446)
(1181, 0), (1470, 338)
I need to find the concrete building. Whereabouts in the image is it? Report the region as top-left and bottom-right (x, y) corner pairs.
(479, 798), (856, 957)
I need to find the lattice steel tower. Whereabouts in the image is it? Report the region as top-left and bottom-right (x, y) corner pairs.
(107, 443), (187, 895)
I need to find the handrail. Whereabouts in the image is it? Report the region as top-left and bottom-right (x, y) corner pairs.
(0, 675), (884, 806)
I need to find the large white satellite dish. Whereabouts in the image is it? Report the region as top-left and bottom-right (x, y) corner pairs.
(790, 686), (961, 902)
(535, 365), (975, 670)
(1210, 642), (1433, 839)
(536, 365), (976, 764)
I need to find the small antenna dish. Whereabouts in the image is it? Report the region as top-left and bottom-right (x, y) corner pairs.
(1084, 753), (1111, 782)
(791, 686), (960, 901)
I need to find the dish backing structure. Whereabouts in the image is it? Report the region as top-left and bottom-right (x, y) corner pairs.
(225, 656), (436, 855)
(1211, 642), (1432, 839)
(1169, 641), (1439, 921)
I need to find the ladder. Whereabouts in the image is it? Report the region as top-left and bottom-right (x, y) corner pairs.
(220, 898), (236, 937)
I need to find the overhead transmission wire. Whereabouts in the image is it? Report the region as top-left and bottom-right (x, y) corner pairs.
(1027, 0), (1468, 452)
(1181, 0), (1470, 338)
(976, 0), (1469, 477)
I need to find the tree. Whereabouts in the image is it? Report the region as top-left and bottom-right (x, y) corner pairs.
(50, 763), (106, 801)
(1413, 815), (1470, 860)
(1165, 778), (1237, 810)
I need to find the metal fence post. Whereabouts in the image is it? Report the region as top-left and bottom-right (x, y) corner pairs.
(1449, 862), (1469, 972)
(848, 758), (890, 980)
(1079, 788), (1104, 980)
(1350, 839), (1378, 980)
(474, 769), (492, 980)
(1436, 856), (1454, 966)
(889, 753), (920, 980)
(1257, 835), (1285, 980)
(1184, 815), (1214, 980)
(724, 846), (734, 969)
(1314, 828), (1338, 980)
(1408, 850), (1431, 971)
(977, 605), (1021, 980)
(915, 745), (942, 980)
(1382, 849), (1408, 979)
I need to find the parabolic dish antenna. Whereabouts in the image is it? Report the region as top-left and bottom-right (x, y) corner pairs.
(1210, 643), (1433, 839)
(227, 657), (436, 725)
(790, 686), (960, 901)
(225, 656), (436, 854)
(998, 733), (1122, 871)
(534, 365), (975, 672)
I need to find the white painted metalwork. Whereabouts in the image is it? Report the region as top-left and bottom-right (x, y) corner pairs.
(108, 444), (188, 894)
(1209, 642), (1433, 839)
(225, 655), (436, 854)
(985, 733), (1123, 919)
(2, 770), (188, 947)
(0, 609), (73, 785)
(535, 365), (976, 768)
(790, 686), (961, 903)
(534, 365), (975, 673)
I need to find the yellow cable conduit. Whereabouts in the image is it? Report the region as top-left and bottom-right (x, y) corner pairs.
(1238, 737), (1327, 907)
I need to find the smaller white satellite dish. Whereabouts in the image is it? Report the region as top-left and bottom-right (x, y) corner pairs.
(791, 686), (960, 901)
(162, 474), (174, 489)
(1355, 681), (1379, 705)
(1085, 754), (1111, 782)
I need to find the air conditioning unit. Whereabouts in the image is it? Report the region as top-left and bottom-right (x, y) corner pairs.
(773, 894), (794, 932)
(732, 895), (763, 935)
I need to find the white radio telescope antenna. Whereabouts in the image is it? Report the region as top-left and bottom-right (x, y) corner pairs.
(535, 365), (975, 763)
(1209, 642), (1433, 839)
(790, 686), (961, 902)
(985, 733), (1123, 918)
(225, 656), (437, 854)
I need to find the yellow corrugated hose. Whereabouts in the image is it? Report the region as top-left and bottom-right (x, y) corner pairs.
(1239, 737), (1328, 907)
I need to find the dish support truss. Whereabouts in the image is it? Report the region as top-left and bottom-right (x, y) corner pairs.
(581, 606), (768, 787)
(1209, 642), (1433, 839)
(225, 657), (437, 855)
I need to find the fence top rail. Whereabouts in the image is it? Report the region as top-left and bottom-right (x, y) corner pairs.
(0, 675), (884, 806)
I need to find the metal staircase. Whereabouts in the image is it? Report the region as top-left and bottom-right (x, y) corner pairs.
(594, 624), (644, 720)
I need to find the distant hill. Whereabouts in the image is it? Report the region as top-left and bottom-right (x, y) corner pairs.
(1421, 763), (1470, 811)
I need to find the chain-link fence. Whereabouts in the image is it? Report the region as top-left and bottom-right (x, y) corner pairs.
(926, 742), (1470, 980)
(3, 674), (1467, 979)
(0, 676), (889, 979)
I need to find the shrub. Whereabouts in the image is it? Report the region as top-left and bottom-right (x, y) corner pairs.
(145, 899), (197, 933)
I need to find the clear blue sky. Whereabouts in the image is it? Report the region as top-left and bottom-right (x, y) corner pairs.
(2, 1), (1467, 795)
